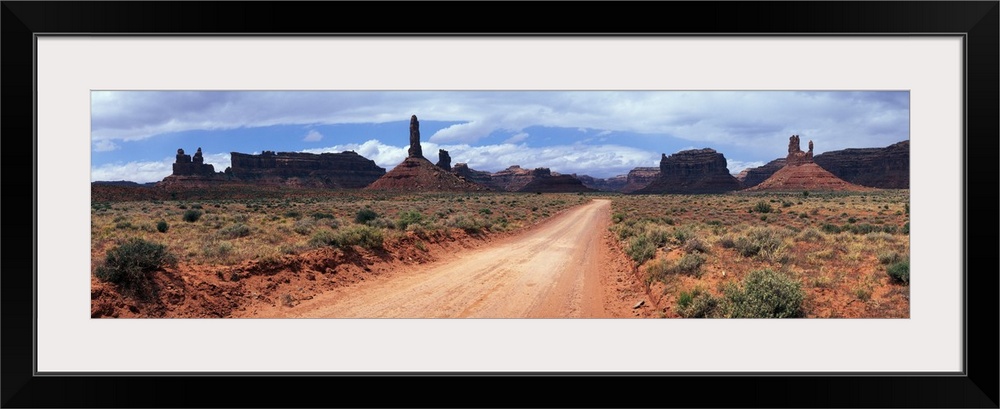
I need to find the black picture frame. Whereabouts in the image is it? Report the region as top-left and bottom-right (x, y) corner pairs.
(3, 2), (997, 407)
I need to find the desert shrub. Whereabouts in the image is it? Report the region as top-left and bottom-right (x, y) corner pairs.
(292, 218), (316, 235)
(672, 226), (694, 244)
(796, 228), (825, 242)
(677, 288), (720, 318)
(396, 210), (425, 230)
(644, 257), (673, 284)
(732, 227), (785, 258)
(887, 261), (910, 284)
(156, 220), (169, 233)
(354, 208), (379, 224)
(218, 223), (251, 239)
(94, 239), (175, 294)
(717, 234), (737, 249)
(645, 225), (671, 247)
(335, 225), (384, 249)
(820, 223), (842, 234)
(311, 212), (334, 220)
(478, 208), (492, 215)
(845, 223), (879, 234)
(683, 236), (709, 254)
(722, 269), (804, 318)
(626, 235), (656, 265)
(877, 251), (902, 265)
(283, 210), (302, 219)
(612, 212), (626, 223)
(674, 253), (706, 276)
(308, 230), (338, 247)
(182, 209), (203, 222)
(365, 217), (396, 229)
(753, 201), (773, 213)
(902, 222), (910, 235)
(312, 225), (384, 249)
(646, 253), (706, 284)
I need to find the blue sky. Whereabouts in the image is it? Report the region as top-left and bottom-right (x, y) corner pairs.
(91, 91), (909, 183)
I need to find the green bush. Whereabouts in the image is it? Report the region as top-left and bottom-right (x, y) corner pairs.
(611, 212), (626, 223)
(877, 251), (901, 265)
(646, 253), (706, 284)
(732, 227), (784, 258)
(396, 210), (425, 230)
(182, 209), (203, 222)
(626, 235), (656, 265)
(723, 269), (804, 318)
(674, 253), (706, 275)
(354, 208), (379, 224)
(887, 261), (909, 284)
(677, 288), (720, 318)
(683, 236), (709, 254)
(156, 220), (169, 233)
(218, 223), (251, 239)
(94, 239), (175, 294)
(753, 201), (773, 213)
(324, 225), (384, 250)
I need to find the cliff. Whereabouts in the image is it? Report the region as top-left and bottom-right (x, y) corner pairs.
(634, 149), (741, 194)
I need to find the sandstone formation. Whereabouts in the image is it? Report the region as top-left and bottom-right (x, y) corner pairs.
(786, 134), (814, 165)
(407, 115), (423, 159)
(228, 150), (385, 188)
(576, 174), (628, 192)
(619, 167), (660, 193)
(365, 157), (490, 192)
(634, 149), (741, 194)
(813, 140), (909, 189)
(172, 148), (216, 176)
(452, 163), (494, 186)
(518, 174), (596, 193)
(436, 149), (452, 171)
(489, 166), (544, 192)
(738, 139), (908, 190)
(739, 159), (787, 189)
(744, 136), (871, 192)
(366, 115), (489, 192)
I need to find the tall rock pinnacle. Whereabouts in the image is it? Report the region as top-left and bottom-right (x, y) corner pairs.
(786, 134), (814, 166)
(408, 115), (423, 159)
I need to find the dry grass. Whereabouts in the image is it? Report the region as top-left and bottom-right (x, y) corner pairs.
(610, 190), (910, 318)
(91, 192), (590, 267)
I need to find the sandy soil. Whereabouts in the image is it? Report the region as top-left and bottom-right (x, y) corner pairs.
(253, 199), (648, 318)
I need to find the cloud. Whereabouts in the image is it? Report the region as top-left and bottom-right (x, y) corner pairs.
(305, 139), (657, 178)
(303, 130), (323, 142)
(90, 152), (232, 183)
(725, 159), (766, 175)
(92, 139), (120, 152)
(504, 132), (529, 144)
(92, 91), (908, 153)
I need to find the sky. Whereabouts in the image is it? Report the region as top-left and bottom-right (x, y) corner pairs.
(91, 91), (909, 183)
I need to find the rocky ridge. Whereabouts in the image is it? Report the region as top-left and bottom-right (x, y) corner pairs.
(744, 136), (871, 192)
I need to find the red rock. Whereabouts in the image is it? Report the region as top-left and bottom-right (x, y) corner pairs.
(634, 149), (741, 194)
(576, 174), (628, 192)
(228, 150), (385, 188)
(365, 157), (489, 192)
(620, 167), (659, 193)
(744, 136), (873, 192)
(813, 140), (909, 189)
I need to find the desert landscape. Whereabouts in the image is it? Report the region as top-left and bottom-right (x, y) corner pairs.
(91, 107), (910, 318)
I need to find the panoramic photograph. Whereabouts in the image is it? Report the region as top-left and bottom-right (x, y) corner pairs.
(90, 91), (910, 318)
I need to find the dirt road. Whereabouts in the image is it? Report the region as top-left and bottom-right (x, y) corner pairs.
(281, 199), (623, 318)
